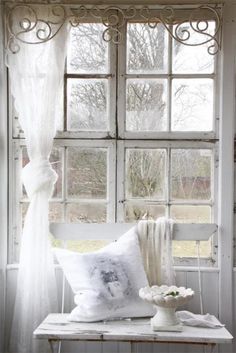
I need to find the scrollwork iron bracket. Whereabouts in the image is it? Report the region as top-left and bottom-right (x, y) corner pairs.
(4, 2), (223, 55)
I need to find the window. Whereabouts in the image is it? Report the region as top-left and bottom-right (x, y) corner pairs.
(10, 13), (218, 263)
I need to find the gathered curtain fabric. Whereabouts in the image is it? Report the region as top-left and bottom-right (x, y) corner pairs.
(8, 19), (68, 353)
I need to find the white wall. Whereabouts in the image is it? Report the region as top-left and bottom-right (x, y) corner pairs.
(0, 2), (8, 353)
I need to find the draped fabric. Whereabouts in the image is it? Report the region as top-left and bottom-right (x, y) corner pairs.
(137, 218), (175, 286)
(8, 21), (68, 353)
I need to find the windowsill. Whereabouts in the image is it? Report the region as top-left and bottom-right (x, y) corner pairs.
(6, 263), (220, 272)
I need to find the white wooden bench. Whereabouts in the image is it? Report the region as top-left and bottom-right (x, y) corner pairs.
(34, 313), (233, 353)
(33, 222), (233, 352)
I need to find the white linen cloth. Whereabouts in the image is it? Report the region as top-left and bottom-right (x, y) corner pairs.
(177, 310), (224, 328)
(7, 13), (68, 353)
(137, 218), (175, 286)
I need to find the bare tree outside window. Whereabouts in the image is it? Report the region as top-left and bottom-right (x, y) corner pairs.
(13, 17), (217, 261)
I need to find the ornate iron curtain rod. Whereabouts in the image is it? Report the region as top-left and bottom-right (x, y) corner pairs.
(4, 2), (223, 55)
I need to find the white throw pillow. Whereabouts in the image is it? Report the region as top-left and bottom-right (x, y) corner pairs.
(53, 227), (154, 322)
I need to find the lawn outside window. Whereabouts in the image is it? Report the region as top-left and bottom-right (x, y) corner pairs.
(9, 10), (219, 265)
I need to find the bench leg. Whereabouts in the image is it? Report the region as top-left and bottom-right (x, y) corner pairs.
(131, 342), (137, 353)
(209, 344), (216, 353)
(204, 343), (216, 353)
(49, 340), (60, 353)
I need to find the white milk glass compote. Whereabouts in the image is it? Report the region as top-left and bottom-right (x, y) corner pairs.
(139, 285), (194, 331)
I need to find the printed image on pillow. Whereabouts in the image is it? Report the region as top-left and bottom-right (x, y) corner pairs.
(89, 256), (132, 304)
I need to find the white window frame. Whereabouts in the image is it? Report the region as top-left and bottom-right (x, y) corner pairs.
(8, 9), (220, 267)
(117, 140), (217, 219)
(9, 139), (116, 262)
(118, 17), (219, 141)
(60, 29), (117, 139)
(117, 140), (218, 267)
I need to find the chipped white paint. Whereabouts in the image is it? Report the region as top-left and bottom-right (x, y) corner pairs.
(34, 314), (233, 346)
(218, 3), (236, 337)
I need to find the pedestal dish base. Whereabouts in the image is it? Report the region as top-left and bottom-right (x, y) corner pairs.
(151, 319), (183, 332)
(139, 285), (194, 332)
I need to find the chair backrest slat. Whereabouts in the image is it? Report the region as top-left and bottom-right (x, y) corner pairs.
(50, 222), (217, 241)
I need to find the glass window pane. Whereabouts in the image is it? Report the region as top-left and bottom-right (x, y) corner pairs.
(67, 79), (108, 131)
(66, 203), (107, 223)
(67, 147), (107, 199)
(49, 203), (64, 249)
(127, 23), (168, 73)
(65, 240), (110, 253)
(171, 149), (212, 200)
(173, 22), (215, 74)
(67, 24), (109, 74)
(172, 79), (213, 131)
(49, 203), (64, 222)
(21, 202), (63, 231)
(125, 203), (165, 222)
(52, 239), (110, 253)
(126, 79), (167, 131)
(50, 148), (63, 198)
(170, 205), (211, 223)
(126, 148), (166, 199)
(172, 240), (211, 258)
(21, 203), (65, 260)
(171, 202), (212, 257)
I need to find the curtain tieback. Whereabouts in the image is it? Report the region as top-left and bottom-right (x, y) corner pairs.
(22, 159), (58, 199)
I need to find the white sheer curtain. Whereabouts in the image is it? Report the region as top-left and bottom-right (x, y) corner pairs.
(8, 15), (68, 353)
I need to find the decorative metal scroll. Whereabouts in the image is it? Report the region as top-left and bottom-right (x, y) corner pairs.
(4, 2), (222, 55)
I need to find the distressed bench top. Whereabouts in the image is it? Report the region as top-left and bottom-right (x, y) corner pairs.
(33, 314), (233, 344)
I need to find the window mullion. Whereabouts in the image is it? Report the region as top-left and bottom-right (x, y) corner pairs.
(116, 141), (125, 222)
(107, 141), (116, 223)
(117, 18), (126, 139)
(63, 60), (67, 132)
(108, 39), (117, 139)
(167, 147), (171, 218)
(168, 25), (172, 133)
